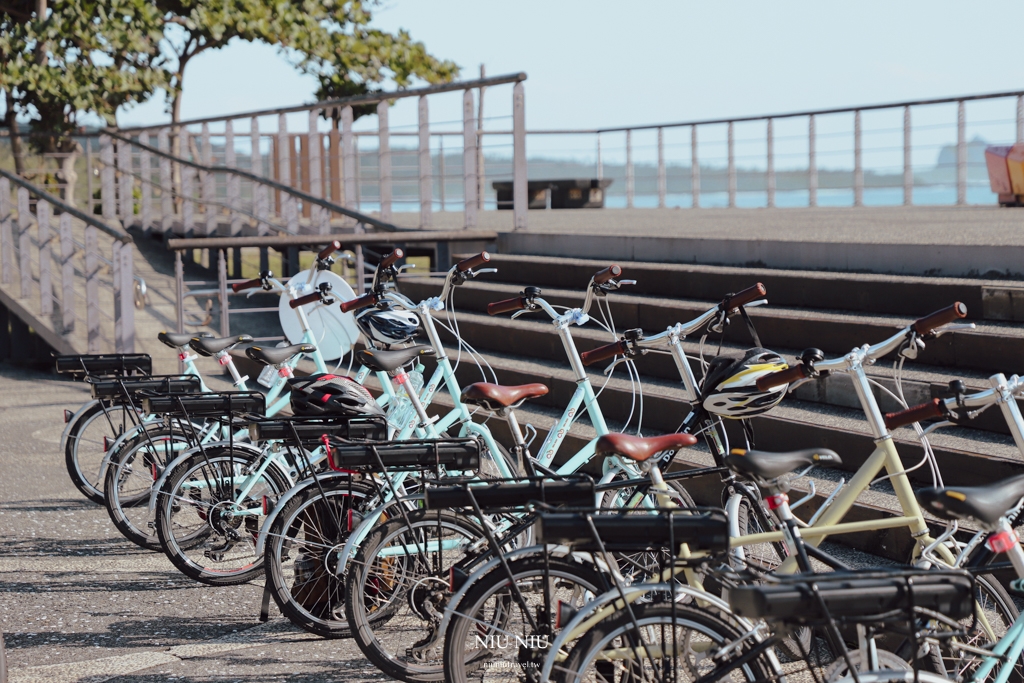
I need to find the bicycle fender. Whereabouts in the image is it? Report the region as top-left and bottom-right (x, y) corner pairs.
(334, 494), (426, 572)
(254, 471), (365, 556)
(59, 399), (101, 454)
(98, 418), (164, 482)
(148, 440), (266, 511)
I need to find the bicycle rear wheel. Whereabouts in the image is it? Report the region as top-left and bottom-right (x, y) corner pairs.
(65, 401), (139, 504)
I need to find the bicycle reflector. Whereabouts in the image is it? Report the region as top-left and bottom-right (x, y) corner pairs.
(63, 409), (74, 424)
(986, 529), (1019, 554)
(103, 435), (111, 452)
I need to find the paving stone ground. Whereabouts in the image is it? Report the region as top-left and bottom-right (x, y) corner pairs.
(0, 364), (385, 682)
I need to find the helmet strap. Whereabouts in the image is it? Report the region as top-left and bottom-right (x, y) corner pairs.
(738, 306), (762, 348)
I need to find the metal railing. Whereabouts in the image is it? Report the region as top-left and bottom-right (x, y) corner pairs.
(0, 168), (135, 353)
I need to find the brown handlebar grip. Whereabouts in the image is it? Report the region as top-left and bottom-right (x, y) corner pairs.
(884, 398), (946, 430)
(912, 302), (967, 335)
(289, 291), (322, 309)
(318, 240), (342, 260)
(592, 265), (622, 285)
(380, 249), (404, 269)
(724, 283), (767, 311)
(580, 340), (628, 366)
(456, 251), (490, 272)
(232, 277), (263, 293)
(340, 293), (377, 314)
(755, 364), (808, 391)
(487, 296), (527, 316)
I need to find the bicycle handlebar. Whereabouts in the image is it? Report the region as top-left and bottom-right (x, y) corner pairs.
(232, 277), (263, 293)
(289, 291), (323, 309)
(318, 240), (342, 260)
(580, 340), (628, 366)
(456, 251), (490, 272)
(756, 364), (809, 391)
(592, 265), (622, 285)
(884, 398), (947, 430)
(723, 283), (767, 311)
(380, 249), (404, 269)
(340, 292), (378, 313)
(487, 296), (528, 316)
(912, 302), (967, 336)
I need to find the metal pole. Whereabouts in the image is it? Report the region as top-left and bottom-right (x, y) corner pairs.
(477, 64), (487, 212)
(251, 117), (268, 234)
(691, 126), (700, 208)
(158, 129), (172, 233)
(903, 106), (912, 206)
(418, 95), (432, 228)
(625, 129), (634, 209)
(100, 135), (115, 220)
(728, 121), (736, 208)
(766, 118), (775, 208)
(854, 110), (863, 207)
(225, 121), (240, 235)
(512, 81), (527, 230)
(202, 123), (216, 234)
(175, 249), (184, 371)
(218, 248), (229, 337)
(377, 101), (392, 222)
(463, 89), (478, 229)
(596, 135), (603, 180)
(438, 136), (446, 211)
(808, 114), (817, 207)
(342, 105), (356, 215)
(1018, 95), (1023, 144)
(276, 113), (289, 216)
(957, 100), (967, 205)
(657, 127), (666, 209)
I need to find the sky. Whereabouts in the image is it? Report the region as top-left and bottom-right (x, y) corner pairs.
(116, 0), (1024, 133)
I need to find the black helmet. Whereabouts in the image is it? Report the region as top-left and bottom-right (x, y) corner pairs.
(699, 348), (789, 419)
(287, 373), (385, 417)
(355, 303), (420, 348)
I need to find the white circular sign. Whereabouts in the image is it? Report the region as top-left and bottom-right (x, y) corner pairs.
(278, 270), (360, 362)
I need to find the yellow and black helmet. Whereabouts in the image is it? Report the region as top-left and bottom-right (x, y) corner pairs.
(699, 348), (789, 419)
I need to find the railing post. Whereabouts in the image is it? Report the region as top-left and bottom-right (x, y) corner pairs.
(596, 134), (603, 180)
(342, 105), (356, 224)
(957, 100), (967, 205)
(308, 109), (323, 231)
(512, 81), (527, 231)
(251, 117), (269, 234)
(0, 177), (11, 285)
(354, 136), (361, 211)
(1017, 95), (1023, 144)
(808, 114), (817, 207)
(113, 241), (134, 353)
(625, 130), (634, 209)
(175, 250), (184, 336)
(767, 118), (775, 208)
(217, 248), (229, 337)
(903, 106), (912, 206)
(85, 225), (100, 352)
(117, 139), (133, 224)
(854, 110), (863, 207)
(418, 95), (433, 228)
(202, 123), (216, 234)
(59, 212), (74, 333)
(180, 130), (195, 235)
(158, 129), (172, 233)
(17, 187), (30, 299)
(100, 135), (116, 220)
(690, 126), (700, 208)
(462, 89), (478, 229)
(225, 120), (241, 235)
(85, 137), (94, 215)
(276, 114), (290, 216)
(657, 127), (666, 209)
(727, 121), (736, 208)
(377, 100), (392, 222)
(139, 132), (152, 233)
(37, 200), (52, 318)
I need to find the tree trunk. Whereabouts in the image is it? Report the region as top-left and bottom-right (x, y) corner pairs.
(3, 90), (27, 177)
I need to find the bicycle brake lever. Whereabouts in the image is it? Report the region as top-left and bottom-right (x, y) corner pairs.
(932, 322), (976, 338)
(744, 299), (769, 309)
(474, 268), (498, 276)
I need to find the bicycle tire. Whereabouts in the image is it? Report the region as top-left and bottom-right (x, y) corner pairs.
(65, 401), (138, 504)
(155, 447), (289, 585)
(0, 631), (7, 683)
(344, 509), (489, 682)
(264, 479), (383, 638)
(104, 427), (196, 550)
(557, 602), (777, 683)
(444, 555), (606, 683)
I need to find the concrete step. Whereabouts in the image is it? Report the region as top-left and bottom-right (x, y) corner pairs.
(459, 252), (1024, 321)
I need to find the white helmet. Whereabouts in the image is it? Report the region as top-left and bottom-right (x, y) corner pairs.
(355, 304), (420, 348)
(700, 348), (789, 419)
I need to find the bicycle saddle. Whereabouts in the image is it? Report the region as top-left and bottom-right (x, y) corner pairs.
(356, 345), (434, 373)
(189, 335), (254, 356)
(461, 382), (549, 410)
(917, 474), (1024, 526)
(724, 448), (841, 481)
(159, 331), (210, 348)
(246, 344), (316, 366)
(595, 433), (697, 462)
